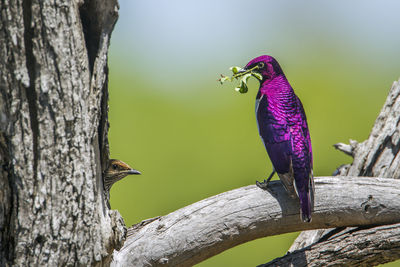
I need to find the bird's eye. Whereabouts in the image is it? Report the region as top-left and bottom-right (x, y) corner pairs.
(258, 62), (265, 68)
(112, 164), (118, 170)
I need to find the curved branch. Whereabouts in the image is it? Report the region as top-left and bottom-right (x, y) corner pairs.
(111, 176), (400, 266)
(260, 223), (400, 267)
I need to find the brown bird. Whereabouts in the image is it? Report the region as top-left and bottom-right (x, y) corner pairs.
(104, 159), (141, 193)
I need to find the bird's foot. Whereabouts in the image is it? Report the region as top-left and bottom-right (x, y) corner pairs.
(256, 171), (275, 190)
(256, 179), (270, 189)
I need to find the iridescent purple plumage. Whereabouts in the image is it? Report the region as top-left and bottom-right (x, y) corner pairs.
(243, 55), (314, 222)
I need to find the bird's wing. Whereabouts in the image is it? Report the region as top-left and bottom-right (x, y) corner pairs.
(296, 96), (314, 196)
(256, 93), (292, 170)
(297, 96), (313, 170)
(292, 95), (314, 221)
(256, 93), (296, 195)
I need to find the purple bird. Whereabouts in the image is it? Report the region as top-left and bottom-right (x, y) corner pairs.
(238, 55), (314, 222)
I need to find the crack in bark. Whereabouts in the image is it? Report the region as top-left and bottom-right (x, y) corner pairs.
(78, 0), (112, 175)
(0, 30), (14, 260)
(316, 227), (347, 243)
(22, 0), (39, 181)
(0, 134), (14, 264)
(79, 1), (100, 75)
(364, 136), (389, 176)
(99, 70), (110, 174)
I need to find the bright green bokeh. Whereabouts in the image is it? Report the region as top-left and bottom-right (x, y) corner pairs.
(108, 1), (400, 265)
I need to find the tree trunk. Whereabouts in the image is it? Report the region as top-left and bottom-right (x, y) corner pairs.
(0, 0), (122, 266)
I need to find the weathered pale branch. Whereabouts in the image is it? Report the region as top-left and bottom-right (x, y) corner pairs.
(261, 223), (400, 267)
(346, 79), (400, 178)
(111, 176), (400, 267)
(333, 139), (358, 157)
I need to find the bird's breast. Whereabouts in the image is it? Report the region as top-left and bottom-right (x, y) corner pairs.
(256, 92), (298, 143)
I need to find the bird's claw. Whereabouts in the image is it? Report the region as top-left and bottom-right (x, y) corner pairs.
(256, 179), (270, 189)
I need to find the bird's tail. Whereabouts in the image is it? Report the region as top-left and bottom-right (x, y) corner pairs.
(297, 175), (314, 222)
(298, 190), (312, 222)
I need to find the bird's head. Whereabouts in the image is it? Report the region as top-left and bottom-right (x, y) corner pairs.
(237, 55), (284, 82)
(104, 159), (141, 185)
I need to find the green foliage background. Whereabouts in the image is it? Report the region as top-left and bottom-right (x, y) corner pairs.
(107, 1), (400, 266)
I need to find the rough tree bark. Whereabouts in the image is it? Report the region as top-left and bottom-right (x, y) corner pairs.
(0, 0), (122, 266)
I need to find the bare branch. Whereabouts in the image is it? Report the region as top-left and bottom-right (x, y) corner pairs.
(333, 139), (358, 157)
(111, 177), (400, 267)
(260, 223), (400, 267)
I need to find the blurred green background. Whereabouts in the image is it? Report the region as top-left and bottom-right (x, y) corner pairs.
(108, 1), (400, 266)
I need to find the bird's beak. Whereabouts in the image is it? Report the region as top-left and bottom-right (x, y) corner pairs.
(235, 67), (247, 75)
(127, 169), (141, 175)
(232, 65), (259, 78)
